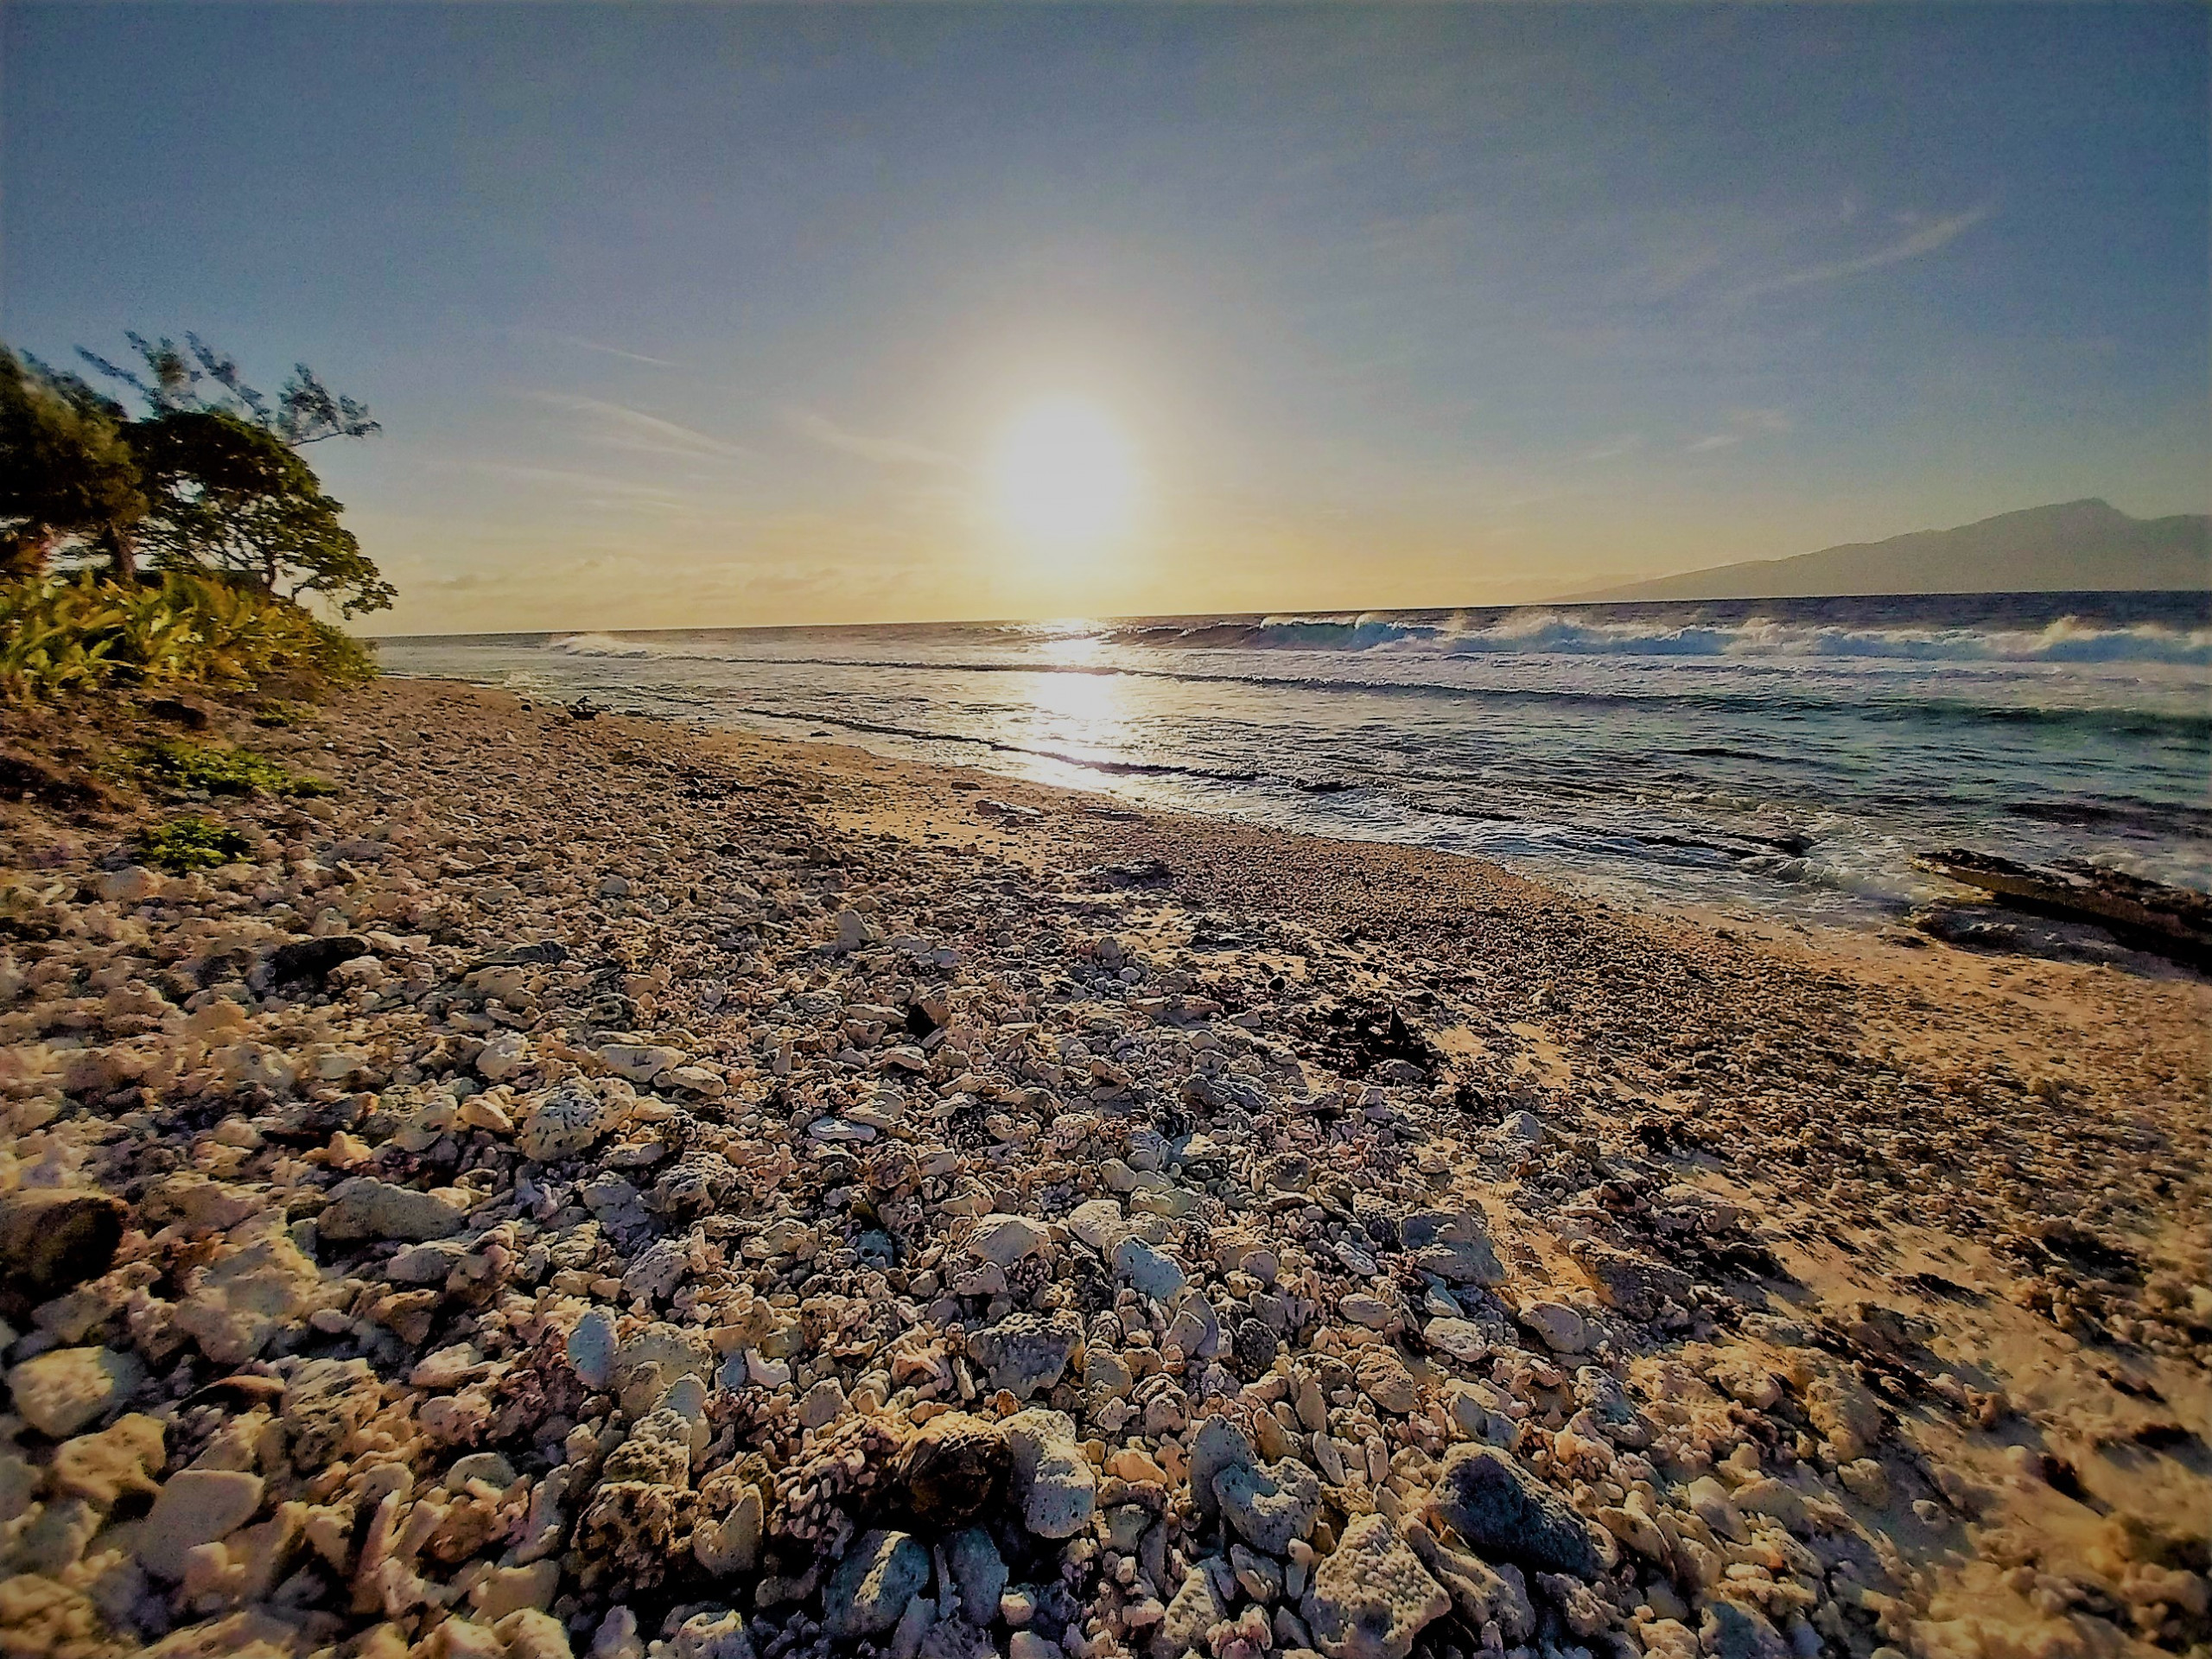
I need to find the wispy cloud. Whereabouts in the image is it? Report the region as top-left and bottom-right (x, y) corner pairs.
(1581, 435), (1644, 462)
(532, 391), (755, 462)
(1684, 409), (1791, 453)
(515, 327), (676, 369)
(784, 408), (963, 470)
(1732, 206), (1993, 299)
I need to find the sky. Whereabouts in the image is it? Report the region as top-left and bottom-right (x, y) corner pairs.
(5, 3), (2207, 634)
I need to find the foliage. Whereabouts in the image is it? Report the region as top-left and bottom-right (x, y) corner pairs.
(132, 737), (331, 798)
(129, 410), (395, 616)
(135, 817), (254, 874)
(0, 570), (378, 702)
(78, 332), (378, 446)
(0, 346), (147, 577)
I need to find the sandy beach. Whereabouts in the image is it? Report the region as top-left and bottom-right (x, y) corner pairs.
(0, 677), (2204, 1659)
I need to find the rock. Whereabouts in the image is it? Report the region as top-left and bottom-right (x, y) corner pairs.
(1401, 1518), (1535, 1643)
(1516, 1300), (1589, 1354)
(1189, 1414), (1258, 1528)
(6, 1346), (143, 1439)
(1341, 1293), (1395, 1331)
(283, 1357), (381, 1469)
(1300, 1513), (1450, 1659)
(1806, 1371), (1885, 1462)
(967, 1313), (1081, 1399)
(267, 935), (370, 985)
(671, 1611), (755, 1659)
(1700, 1597), (1791, 1659)
(946, 1527), (1008, 1624)
(823, 1529), (932, 1643)
(1402, 1211), (1504, 1287)
(499, 1609), (578, 1659)
(320, 1177), (469, 1243)
(797, 1377), (849, 1430)
(1005, 1408), (1096, 1538)
(0, 1190), (126, 1309)
(1112, 1236), (1187, 1301)
(568, 1307), (619, 1389)
(596, 1042), (687, 1084)
(968, 1215), (1050, 1268)
(1429, 1445), (1603, 1578)
(139, 1468), (264, 1579)
(1568, 1242), (1693, 1320)
(1154, 1563), (1230, 1659)
(623, 1238), (688, 1303)
(1355, 1350), (1418, 1415)
(48, 1414), (165, 1507)
(1423, 1319), (1490, 1364)
(518, 1084), (620, 1162)
(173, 1217), (321, 1363)
(1233, 1319), (1280, 1374)
(1067, 1199), (1128, 1253)
(897, 1413), (1011, 1529)
(1214, 1458), (1322, 1556)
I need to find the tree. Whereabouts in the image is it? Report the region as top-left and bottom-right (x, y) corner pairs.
(78, 332), (379, 446)
(75, 334), (393, 615)
(0, 347), (147, 578)
(130, 410), (396, 617)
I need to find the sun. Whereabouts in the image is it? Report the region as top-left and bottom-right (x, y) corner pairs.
(988, 397), (1137, 549)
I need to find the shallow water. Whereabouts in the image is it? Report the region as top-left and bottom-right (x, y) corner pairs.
(377, 591), (2212, 928)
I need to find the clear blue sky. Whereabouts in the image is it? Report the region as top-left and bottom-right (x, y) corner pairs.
(6, 3), (2206, 631)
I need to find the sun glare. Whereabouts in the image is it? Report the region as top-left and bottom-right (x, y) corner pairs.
(988, 397), (1137, 549)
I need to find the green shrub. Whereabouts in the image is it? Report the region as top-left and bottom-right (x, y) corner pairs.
(0, 570), (377, 702)
(133, 737), (331, 798)
(137, 817), (253, 873)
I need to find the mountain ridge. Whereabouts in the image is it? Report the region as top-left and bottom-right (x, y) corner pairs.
(1559, 499), (2211, 602)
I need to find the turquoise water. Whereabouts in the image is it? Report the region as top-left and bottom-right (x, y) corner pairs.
(378, 591), (2212, 927)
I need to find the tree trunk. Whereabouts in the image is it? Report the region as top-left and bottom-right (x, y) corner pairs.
(101, 522), (142, 583)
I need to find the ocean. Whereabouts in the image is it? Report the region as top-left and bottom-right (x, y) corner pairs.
(376, 591), (2212, 930)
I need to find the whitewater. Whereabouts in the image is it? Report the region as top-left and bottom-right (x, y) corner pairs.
(377, 590), (2212, 929)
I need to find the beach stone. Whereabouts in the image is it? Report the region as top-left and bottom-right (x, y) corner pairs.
(968, 1215), (1049, 1268)
(173, 1218), (321, 1363)
(1402, 1211), (1504, 1287)
(1005, 1408), (1096, 1538)
(48, 1413), (164, 1508)
(623, 1238), (688, 1303)
(1569, 1241), (1693, 1319)
(967, 1312), (1080, 1399)
(898, 1413), (1011, 1528)
(282, 1357), (381, 1469)
(1300, 1512), (1450, 1659)
(946, 1527), (1008, 1624)
(1517, 1300), (1589, 1354)
(0, 1190), (126, 1306)
(1423, 1319), (1491, 1365)
(1214, 1458), (1321, 1556)
(1356, 1349), (1419, 1414)
(1429, 1445), (1603, 1578)
(1154, 1562), (1230, 1659)
(1402, 1518), (1535, 1643)
(320, 1176), (469, 1243)
(140, 1468), (264, 1579)
(6, 1346), (142, 1439)
(1190, 1415), (1258, 1528)
(1233, 1319), (1280, 1374)
(518, 1084), (620, 1162)
(1341, 1293), (1395, 1331)
(1112, 1236), (1187, 1301)
(1700, 1596), (1791, 1659)
(1067, 1198), (1127, 1253)
(568, 1307), (619, 1389)
(597, 1042), (687, 1083)
(824, 1529), (931, 1642)
(1807, 1371), (1885, 1461)
(671, 1611), (755, 1659)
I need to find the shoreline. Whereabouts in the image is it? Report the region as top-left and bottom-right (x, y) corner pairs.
(0, 677), (2205, 1659)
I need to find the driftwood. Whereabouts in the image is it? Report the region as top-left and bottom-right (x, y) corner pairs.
(1918, 849), (2212, 968)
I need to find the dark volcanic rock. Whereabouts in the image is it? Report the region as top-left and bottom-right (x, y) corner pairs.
(1430, 1445), (1604, 1578)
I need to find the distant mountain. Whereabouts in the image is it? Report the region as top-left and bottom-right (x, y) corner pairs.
(1560, 499), (2211, 602)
